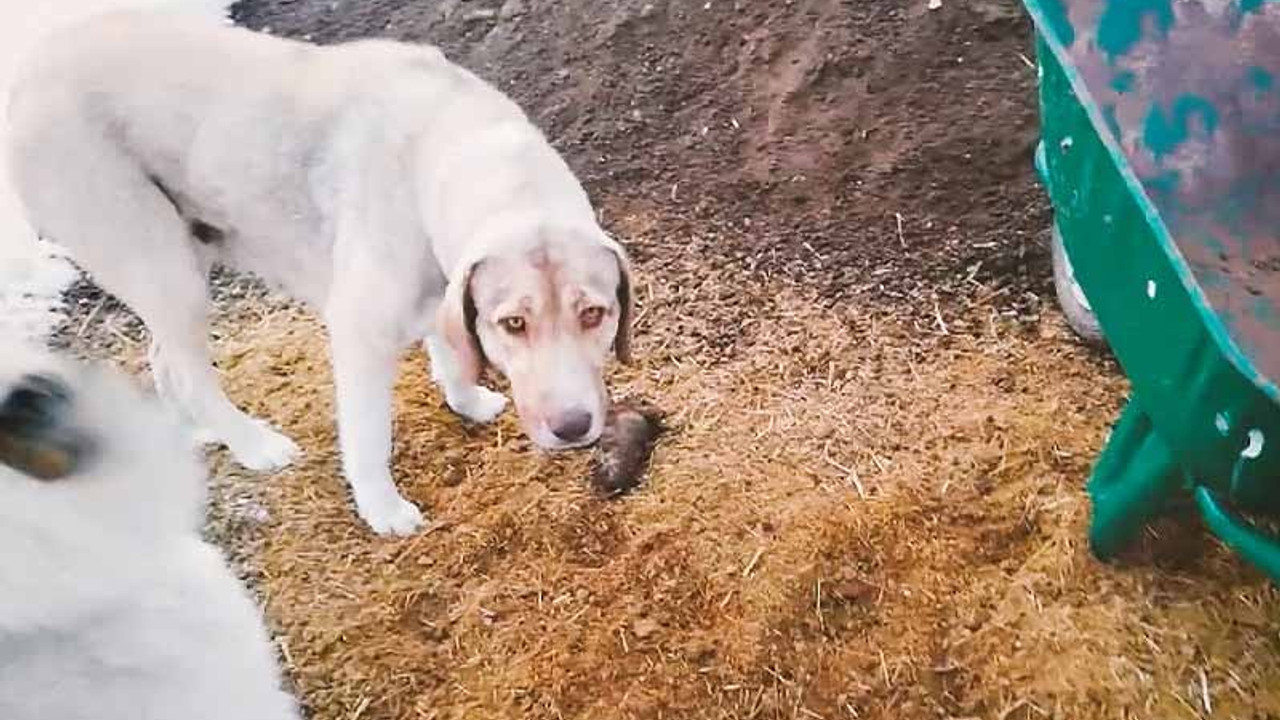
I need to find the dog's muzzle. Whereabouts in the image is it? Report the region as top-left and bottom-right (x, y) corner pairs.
(0, 373), (93, 481)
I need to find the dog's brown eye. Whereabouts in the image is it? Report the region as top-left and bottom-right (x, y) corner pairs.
(580, 306), (605, 329)
(499, 316), (526, 335)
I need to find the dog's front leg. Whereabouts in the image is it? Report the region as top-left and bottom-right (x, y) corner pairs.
(424, 335), (508, 423)
(327, 319), (424, 536)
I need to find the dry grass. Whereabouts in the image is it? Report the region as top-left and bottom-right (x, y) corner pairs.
(166, 211), (1280, 720)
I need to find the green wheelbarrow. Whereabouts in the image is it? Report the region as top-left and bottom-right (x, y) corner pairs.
(1023, 0), (1280, 581)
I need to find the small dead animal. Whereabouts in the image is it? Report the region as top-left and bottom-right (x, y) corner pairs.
(589, 400), (664, 496)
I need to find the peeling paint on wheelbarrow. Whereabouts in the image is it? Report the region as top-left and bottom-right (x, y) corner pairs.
(1025, 0), (1280, 581)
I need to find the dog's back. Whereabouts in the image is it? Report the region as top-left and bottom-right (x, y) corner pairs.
(0, 543), (302, 720)
(0, 348), (300, 720)
(6, 9), (479, 302)
(6, 11), (330, 249)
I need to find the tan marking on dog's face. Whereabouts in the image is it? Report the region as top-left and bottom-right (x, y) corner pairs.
(468, 239), (627, 449)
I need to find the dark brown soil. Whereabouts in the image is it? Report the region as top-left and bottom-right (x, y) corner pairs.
(230, 0), (1052, 322)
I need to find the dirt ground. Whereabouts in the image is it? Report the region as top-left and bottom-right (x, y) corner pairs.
(233, 0), (1052, 327)
(49, 0), (1279, 718)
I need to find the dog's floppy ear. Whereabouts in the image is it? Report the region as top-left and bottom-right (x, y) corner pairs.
(600, 235), (635, 364)
(436, 258), (488, 385)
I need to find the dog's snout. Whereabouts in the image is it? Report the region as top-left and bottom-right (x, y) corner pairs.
(0, 373), (71, 431)
(550, 409), (593, 443)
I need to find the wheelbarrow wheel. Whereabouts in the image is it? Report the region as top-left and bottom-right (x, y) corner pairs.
(1051, 223), (1106, 345)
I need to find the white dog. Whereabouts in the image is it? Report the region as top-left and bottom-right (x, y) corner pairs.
(6, 10), (634, 535)
(0, 347), (300, 720)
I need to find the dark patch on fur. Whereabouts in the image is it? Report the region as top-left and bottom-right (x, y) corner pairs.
(148, 174), (223, 245)
(462, 259), (490, 366)
(0, 374), (94, 481)
(147, 174), (180, 211)
(189, 220), (225, 245)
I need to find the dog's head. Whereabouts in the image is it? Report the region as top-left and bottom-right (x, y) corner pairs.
(0, 347), (204, 542)
(436, 226), (633, 450)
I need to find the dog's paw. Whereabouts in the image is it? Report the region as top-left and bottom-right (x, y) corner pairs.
(356, 491), (425, 536)
(228, 422), (301, 472)
(448, 386), (509, 424)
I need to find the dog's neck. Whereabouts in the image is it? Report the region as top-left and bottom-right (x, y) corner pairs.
(413, 121), (599, 277)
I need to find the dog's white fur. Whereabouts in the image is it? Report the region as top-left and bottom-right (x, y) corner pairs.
(0, 346), (300, 720)
(6, 11), (633, 535)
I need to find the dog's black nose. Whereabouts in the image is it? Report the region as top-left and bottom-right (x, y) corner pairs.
(551, 409), (594, 443)
(0, 373), (71, 431)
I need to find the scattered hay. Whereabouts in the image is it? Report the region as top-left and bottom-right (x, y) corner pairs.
(186, 214), (1280, 720)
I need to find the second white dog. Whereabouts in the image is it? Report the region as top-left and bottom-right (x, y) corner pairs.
(0, 347), (300, 720)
